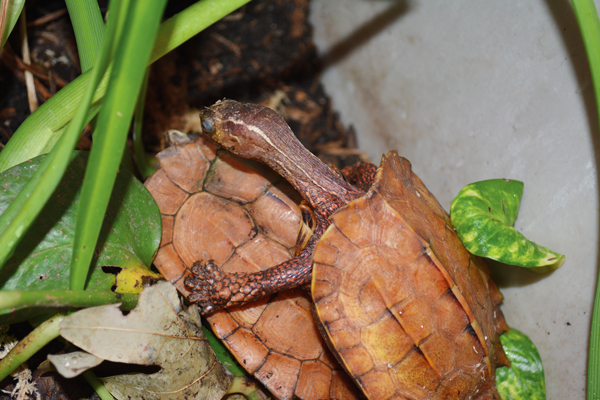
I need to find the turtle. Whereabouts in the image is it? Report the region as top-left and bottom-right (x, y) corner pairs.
(185, 99), (510, 400)
(144, 132), (364, 400)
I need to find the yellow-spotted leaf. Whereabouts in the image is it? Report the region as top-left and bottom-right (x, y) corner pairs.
(109, 261), (162, 294)
(450, 179), (564, 273)
(496, 329), (546, 400)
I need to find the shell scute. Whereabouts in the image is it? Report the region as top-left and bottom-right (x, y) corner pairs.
(253, 290), (324, 360)
(295, 360), (334, 400)
(418, 330), (455, 376)
(173, 192), (255, 266)
(325, 314), (362, 351)
(247, 186), (301, 248)
(312, 263), (343, 302)
(368, 251), (410, 309)
(156, 141), (210, 193)
(390, 349), (441, 399)
(357, 277), (388, 323)
(339, 344), (375, 377)
(205, 151), (275, 203)
(208, 309), (239, 339)
(255, 352), (302, 400)
(224, 326), (269, 373)
(313, 292), (345, 323)
(453, 327), (487, 375)
(405, 253), (451, 305)
(331, 370), (365, 400)
(392, 295), (435, 345)
(160, 214), (174, 245)
(358, 369), (397, 400)
(359, 313), (414, 370)
(144, 168), (189, 215)
(432, 291), (471, 342)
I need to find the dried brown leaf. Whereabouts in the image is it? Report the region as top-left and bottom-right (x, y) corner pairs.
(59, 282), (232, 400)
(47, 351), (103, 378)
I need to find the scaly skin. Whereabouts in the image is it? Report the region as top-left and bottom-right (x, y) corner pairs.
(185, 100), (373, 314)
(187, 215), (326, 313)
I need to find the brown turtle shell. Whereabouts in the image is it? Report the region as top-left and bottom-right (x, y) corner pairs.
(145, 136), (362, 400)
(312, 152), (509, 400)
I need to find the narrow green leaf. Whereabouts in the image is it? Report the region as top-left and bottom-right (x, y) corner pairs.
(66, 0), (105, 73)
(149, 0), (252, 64)
(450, 179), (564, 273)
(203, 326), (247, 377)
(132, 68), (157, 179)
(69, 0), (167, 291)
(496, 329), (546, 400)
(571, 1), (600, 398)
(0, 0), (25, 50)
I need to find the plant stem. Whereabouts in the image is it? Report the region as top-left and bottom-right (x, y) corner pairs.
(0, 313), (64, 382)
(83, 370), (115, 400)
(0, 290), (138, 312)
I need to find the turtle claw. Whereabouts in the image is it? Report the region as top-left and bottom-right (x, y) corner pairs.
(185, 260), (231, 315)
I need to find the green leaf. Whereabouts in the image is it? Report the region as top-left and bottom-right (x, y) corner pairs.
(0, 0), (26, 50)
(571, 1), (600, 398)
(0, 152), (161, 322)
(203, 326), (247, 377)
(65, 0), (105, 73)
(450, 179), (564, 273)
(496, 329), (546, 400)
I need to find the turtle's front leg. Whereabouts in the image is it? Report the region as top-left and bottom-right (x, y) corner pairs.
(185, 244), (315, 315)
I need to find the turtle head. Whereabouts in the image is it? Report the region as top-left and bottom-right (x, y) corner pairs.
(199, 99), (291, 161)
(200, 100), (363, 215)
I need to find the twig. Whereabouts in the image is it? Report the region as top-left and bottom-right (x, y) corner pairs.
(210, 32), (242, 59)
(26, 8), (68, 28)
(19, 9), (38, 113)
(0, 47), (52, 101)
(0, 44), (69, 88)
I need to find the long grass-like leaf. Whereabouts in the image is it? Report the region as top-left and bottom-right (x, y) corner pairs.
(0, 0), (25, 50)
(132, 68), (156, 179)
(66, 0), (105, 73)
(571, 0), (600, 399)
(69, 0), (167, 290)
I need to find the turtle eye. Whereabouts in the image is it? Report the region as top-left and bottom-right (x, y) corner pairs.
(201, 117), (215, 134)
